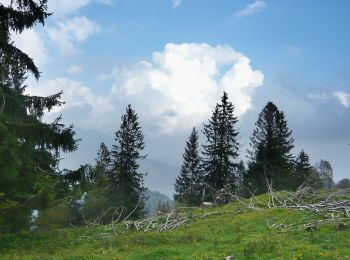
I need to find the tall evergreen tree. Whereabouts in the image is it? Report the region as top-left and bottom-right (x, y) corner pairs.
(109, 105), (147, 218)
(315, 159), (334, 189)
(174, 127), (202, 205)
(292, 150), (313, 189)
(93, 142), (111, 188)
(245, 102), (294, 193)
(0, 1), (77, 232)
(0, 0), (50, 80)
(202, 92), (239, 191)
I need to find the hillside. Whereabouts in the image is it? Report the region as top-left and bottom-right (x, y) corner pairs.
(144, 190), (174, 216)
(1, 192), (350, 259)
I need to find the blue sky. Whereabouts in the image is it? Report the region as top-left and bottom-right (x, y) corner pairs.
(7, 0), (350, 195)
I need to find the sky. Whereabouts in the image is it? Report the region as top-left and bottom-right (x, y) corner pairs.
(6, 0), (350, 196)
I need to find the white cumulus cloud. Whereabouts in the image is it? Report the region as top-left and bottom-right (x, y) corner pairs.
(48, 0), (91, 17)
(47, 16), (100, 54)
(67, 65), (83, 74)
(27, 43), (264, 135)
(11, 28), (49, 67)
(235, 1), (267, 18)
(333, 91), (350, 108)
(26, 78), (114, 129)
(110, 43), (264, 133)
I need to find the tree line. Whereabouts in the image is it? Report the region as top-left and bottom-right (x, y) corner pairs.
(174, 93), (341, 205)
(0, 0), (148, 231)
(0, 1), (349, 232)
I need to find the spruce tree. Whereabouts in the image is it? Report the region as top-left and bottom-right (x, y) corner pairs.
(293, 150), (312, 189)
(0, 1), (77, 232)
(245, 102), (294, 193)
(0, 0), (50, 80)
(93, 142), (111, 188)
(315, 160), (334, 189)
(174, 127), (202, 205)
(109, 105), (147, 218)
(202, 92), (239, 191)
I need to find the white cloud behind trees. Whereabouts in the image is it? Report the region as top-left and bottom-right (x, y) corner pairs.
(27, 43), (264, 134)
(11, 29), (49, 66)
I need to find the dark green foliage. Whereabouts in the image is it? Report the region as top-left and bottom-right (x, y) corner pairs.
(308, 167), (323, 189)
(80, 189), (115, 225)
(292, 150), (313, 189)
(92, 142), (111, 188)
(109, 105), (147, 219)
(79, 144), (113, 224)
(245, 102), (294, 193)
(336, 178), (350, 189)
(234, 160), (247, 196)
(174, 127), (203, 205)
(202, 92), (239, 192)
(315, 160), (334, 189)
(0, 0), (51, 79)
(0, 0), (77, 232)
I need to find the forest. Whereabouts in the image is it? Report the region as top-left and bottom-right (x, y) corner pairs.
(1, 1), (350, 258)
(1, 0), (350, 233)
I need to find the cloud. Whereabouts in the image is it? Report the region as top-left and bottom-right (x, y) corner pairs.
(48, 0), (91, 17)
(27, 43), (264, 135)
(48, 0), (113, 17)
(26, 78), (114, 129)
(307, 93), (328, 101)
(67, 65), (83, 74)
(333, 91), (350, 108)
(111, 43), (263, 133)
(47, 16), (100, 54)
(98, 0), (113, 5)
(235, 1), (267, 18)
(172, 0), (182, 8)
(95, 73), (110, 81)
(11, 28), (49, 67)
(1, 0), (12, 7)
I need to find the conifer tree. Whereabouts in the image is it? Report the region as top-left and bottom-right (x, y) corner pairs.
(0, 1), (77, 232)
(245, 102), (294, 193)
(109, 105), (147, 218)
(315, 159), (334, 189)
(93, 142), (111, 188)
(293, 150), (312, 189)
(0, 0), (50, 80)
(202, 92), (239, 191)
(174, 127), (202, 205)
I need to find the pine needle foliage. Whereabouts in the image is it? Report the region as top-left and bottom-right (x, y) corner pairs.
(245, 101), (294, 193)
(202, 92), (240, 191)
(174, 127), (202, 205)
(109, 105), (147, 219)
(0, 0), (77, 232)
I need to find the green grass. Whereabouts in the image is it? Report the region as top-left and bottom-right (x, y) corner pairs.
(1, 197), (350, 259)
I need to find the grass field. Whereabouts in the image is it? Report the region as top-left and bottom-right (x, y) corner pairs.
(1, 194), (350, 259)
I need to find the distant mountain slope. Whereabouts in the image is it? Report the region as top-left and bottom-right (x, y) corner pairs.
(143, 190), (174, 216)
(140, 158), (179, 197)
